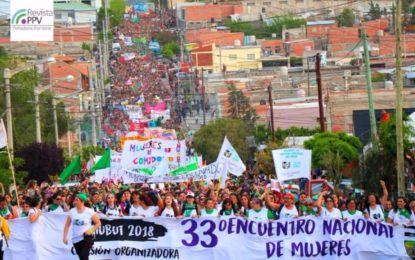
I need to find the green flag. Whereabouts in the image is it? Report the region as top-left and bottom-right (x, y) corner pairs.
(171, 162), (199, 176)
(59, 155), (82, 185)
(90, 149), (111, 173)
(137, 167), (155, 176)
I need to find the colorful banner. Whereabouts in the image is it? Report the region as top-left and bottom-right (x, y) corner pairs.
(151, 109), (171, 120)
(120, 139), (186, 170)
(125, 105), (143, 120)
(121, 161), (221, 184)
(5, 215), (411, 260)
(272, 148), (312, 182)
(145, 102), (166, 113)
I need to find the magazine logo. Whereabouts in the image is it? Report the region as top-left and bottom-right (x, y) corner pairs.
(11, 8), (53, 25)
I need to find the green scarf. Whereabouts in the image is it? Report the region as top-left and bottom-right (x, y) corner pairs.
(398, 208), (411, 219)
(224, 209), (233, 216)
(48, 203), (60, 212)
(205, 208), (214, 215)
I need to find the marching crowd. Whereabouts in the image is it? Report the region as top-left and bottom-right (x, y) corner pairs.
(3, 175), (413, 225)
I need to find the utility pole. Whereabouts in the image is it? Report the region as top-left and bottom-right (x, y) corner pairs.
(362, 28), (377, 144)
(307, 57), (311, 96)
(34, 86), (41, 143)
(316, 53), (325, 132)
(3, 69), (13, 158)
(268, 84), (275, 142)
(89, 66), (97, 147)
(67, 112), (72, 158)
(52, 98), (59, 145)
(396, 0), (405, 196)
(201, 68), (206, 125)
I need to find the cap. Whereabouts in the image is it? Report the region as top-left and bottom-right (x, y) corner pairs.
(186, 192), (195, 198)
(76, 192), (89, 202)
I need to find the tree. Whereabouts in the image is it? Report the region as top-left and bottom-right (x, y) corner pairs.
(227, 84), (257, 125)
(16, 143), (65, 183)
(368, 0), (382, 20)
(275, 127), (319, 145)
(255, 142), (280, 175)
(0, 154), (27, 191)
(304, 132), (362, 189)
(161, 42), (180, 59)
(155, 31), (178, 46)
(337, 8), (355, 27)
(81, 145), (105, 164)
(357, 113), (414, 193)
(193, 118), (254, 164)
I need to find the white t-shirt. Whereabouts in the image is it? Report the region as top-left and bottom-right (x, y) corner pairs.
(28, 208), (40, 216)
(248, 208), (269, 221)
(160, 207), (175, 218)
(131, 206), (159, 218)
(129, 204), (142, 217)
(364, 205), (384, 222)
(321, 207), (342, 219)
(342, 210), (363, 220)
(279, 206), (299, 219)
(200, 208), (219, 217)
(104, 206), (122, 217)
(392, 209), (413, 226)
(69, 207), (95, 243)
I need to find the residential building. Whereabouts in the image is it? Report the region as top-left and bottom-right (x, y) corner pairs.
(54, 3), (97, 25)
(214, 44), (263, 72)
(178, 3), (243, 29)
(186, 28), (244, 47)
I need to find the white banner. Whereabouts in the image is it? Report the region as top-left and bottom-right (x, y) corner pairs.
(5, 214), (411, 260)
(0, 119), (7, 149)
(121, 162), (222, 184)
(121, 139), (186, 170)
(125, 105), (143, 120)
(151, 109), (170, 120)
(10, 0), (54, 41)
(94, 151), (123, 183)
(272, 148), (312, 182)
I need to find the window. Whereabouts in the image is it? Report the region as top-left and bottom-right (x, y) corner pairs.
(55, 13), (62, 19)
(279, 0), (288, 3)
(247, 54), (256, 60)
(296, 0), (304, 2)
(247, 2), (255, 6)
(229, 54), (237, 60)
(263, 1), (272, 5)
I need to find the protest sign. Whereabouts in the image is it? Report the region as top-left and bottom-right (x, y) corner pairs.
(125, 105), (143, 120)
(151, 109), (171, 120)
(120, 139), (186, 170)
(272, 148), (312, 182)
(121, 161), (221, 184)
(5, 214), (411, 260)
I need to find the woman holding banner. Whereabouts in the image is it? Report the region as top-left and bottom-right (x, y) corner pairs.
(63, 193), (101, 260)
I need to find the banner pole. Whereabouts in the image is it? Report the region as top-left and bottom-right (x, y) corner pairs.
(6, 144), (19, 209)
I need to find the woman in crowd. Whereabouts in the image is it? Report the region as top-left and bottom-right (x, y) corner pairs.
(157, 193), (180, 218)
(102, 193), (123, 217)
(182, 192), (198, 218)
(28, 195), (42, 223)
(388, 196), (414, 226)
(301, 197), (320, 217)
(318, 194), (342, 219)
(246, 198), (274, 221)
(132, 192), (163, 218)
(200, 198), (219, 217)
(219, 198), (237, 217)
(20, 200), (30, 217)
(279, 193), (299, 219)
(342, 198), (363, 221)
(364, 180), (388, 222)
(239, 194), (250, 217)
(63, 193), (101, 260)
(128, 191), (142, 216)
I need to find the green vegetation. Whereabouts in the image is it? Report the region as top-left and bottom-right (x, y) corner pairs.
(304, 132), (362, 189)
(224, 16), (306, 38)
(0, 154), (27, 191)
(337, 8), (355, 27)
(372, 73), (385, 83)
(290, 56), (303, 67)
(368, 0), (382, 20)
(161, 42), (180, 59)
(357, 113), (414, 194)
(193, 119), (254, 164)
(227, 84), (257, 125)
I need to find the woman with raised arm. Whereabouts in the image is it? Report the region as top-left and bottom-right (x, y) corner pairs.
(63, 193), (101, 260)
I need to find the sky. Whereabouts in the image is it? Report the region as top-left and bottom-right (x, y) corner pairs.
(0, 0), (10, 19)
